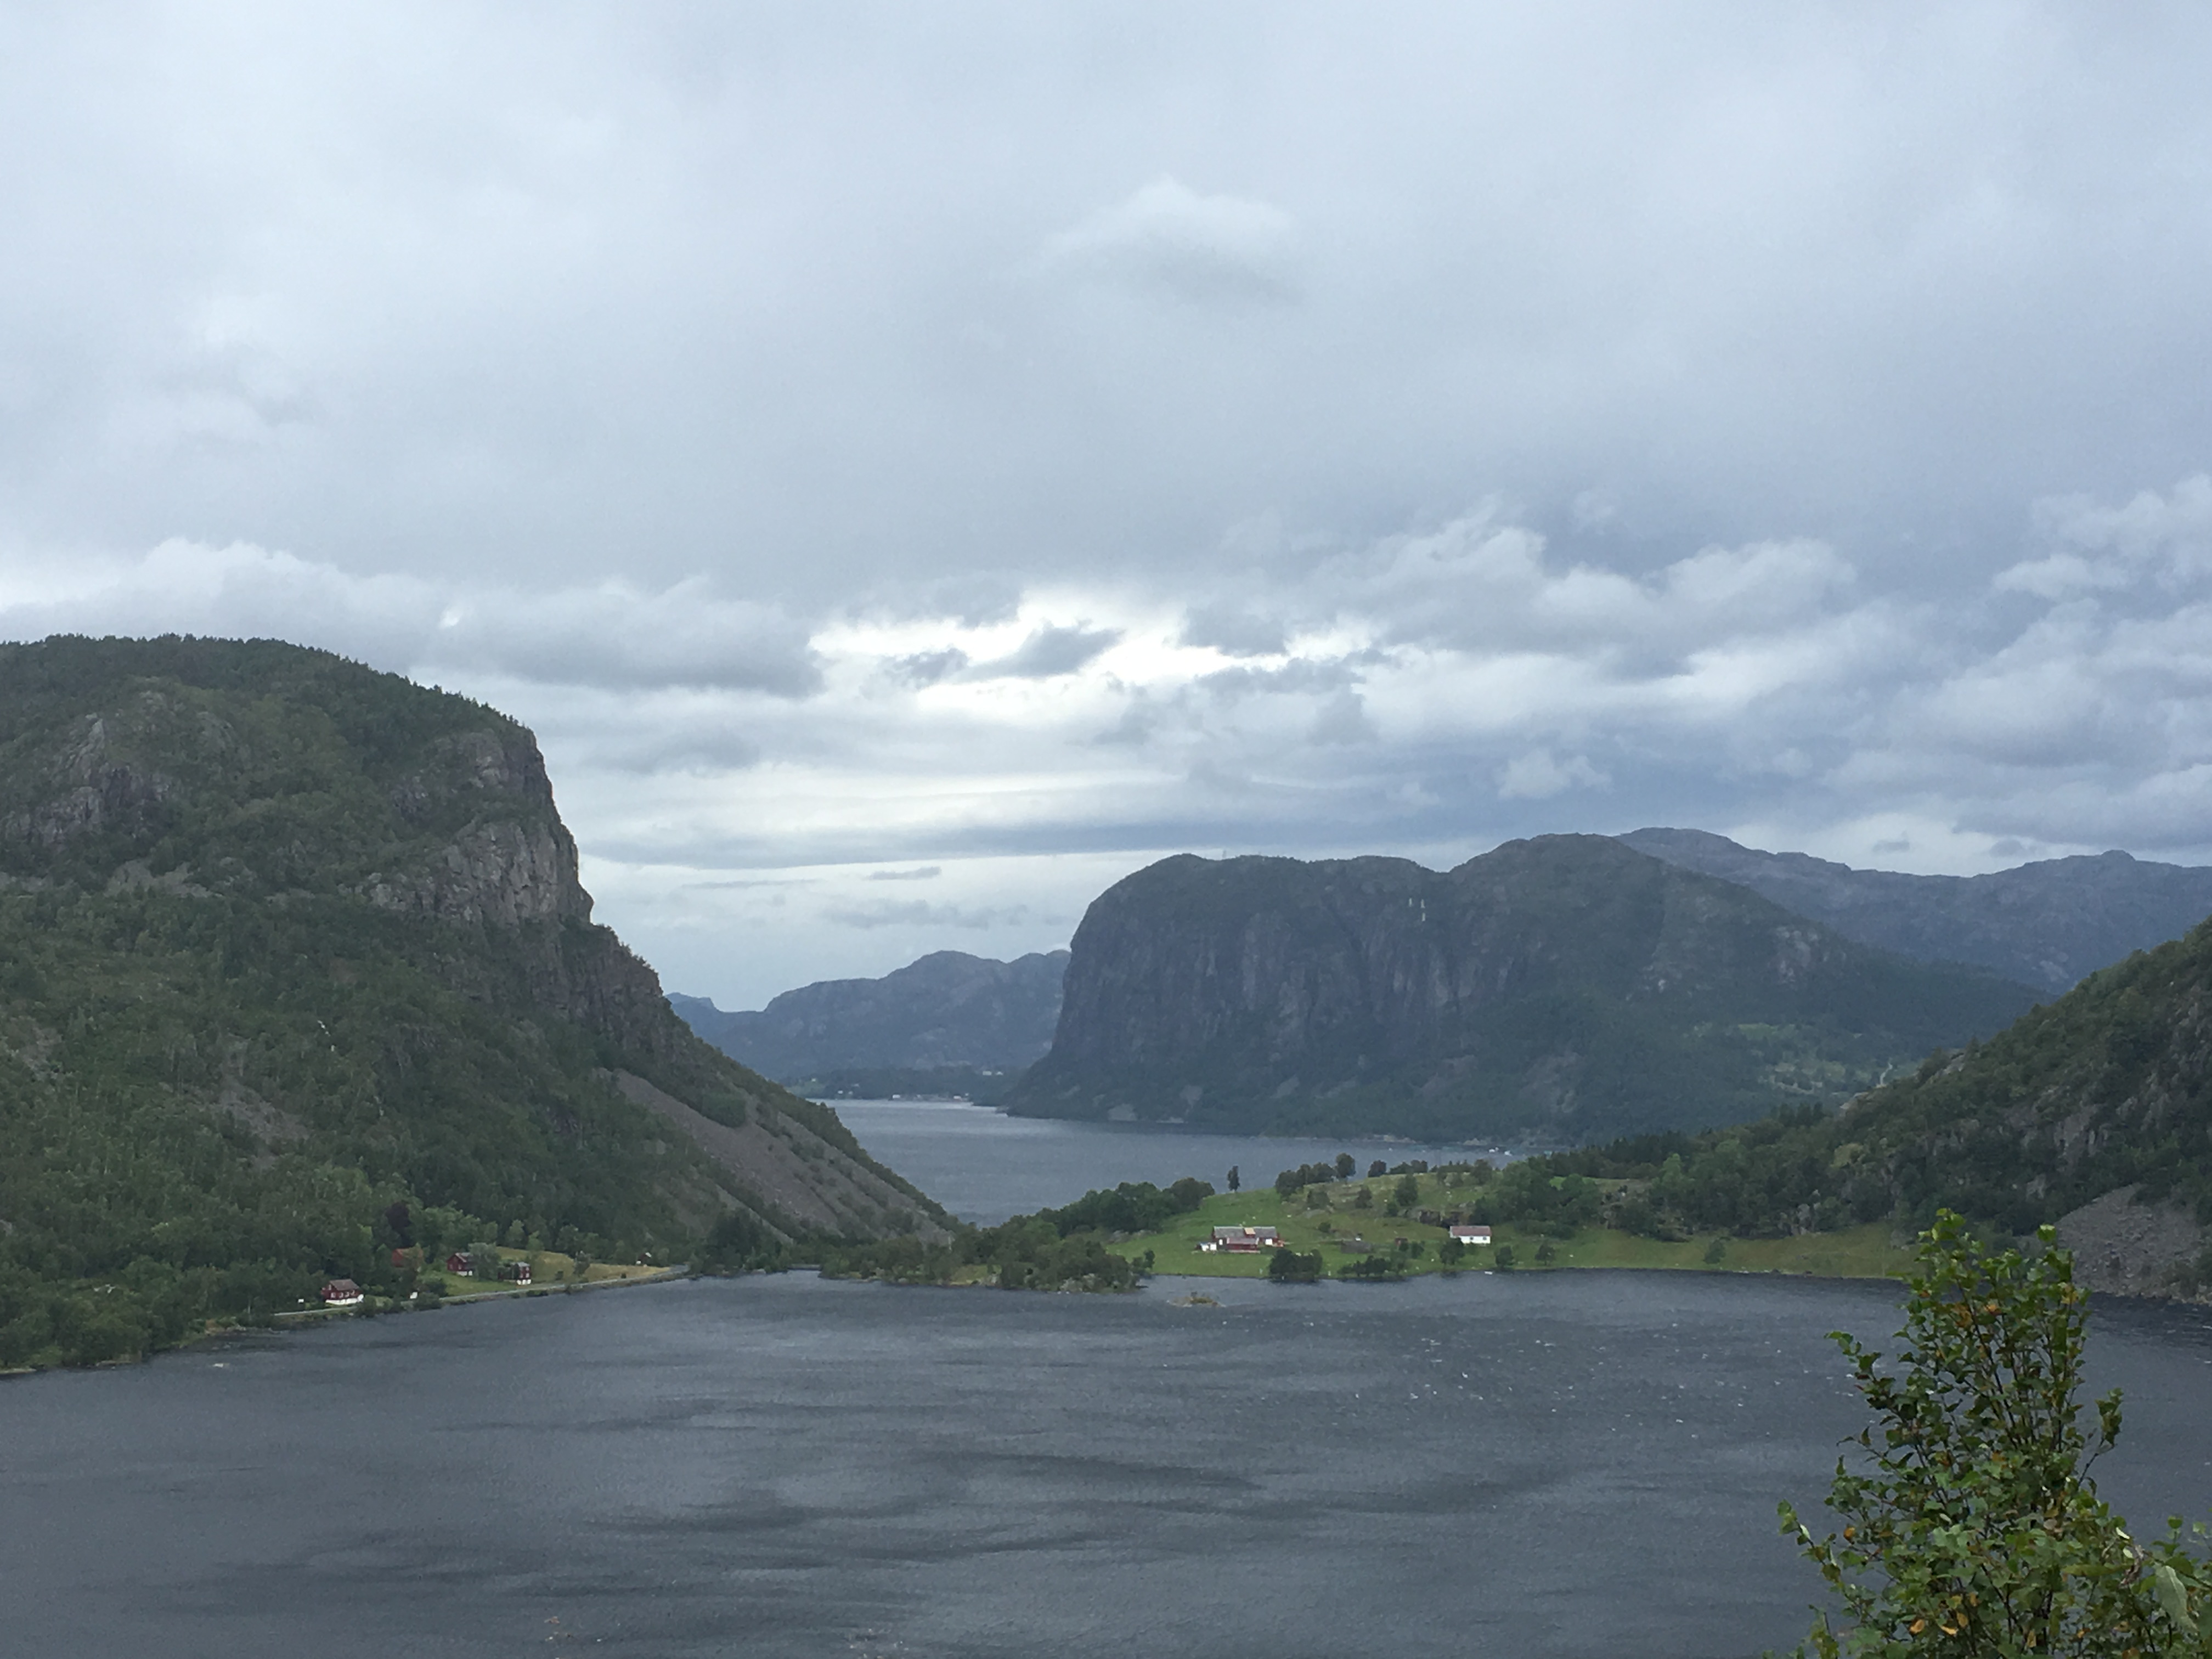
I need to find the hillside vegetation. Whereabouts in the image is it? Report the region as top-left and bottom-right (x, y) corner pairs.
(0, 636), (942, 1367)
(1488, 915), (2212, 1294)
(1010, 837), (2039, 1143)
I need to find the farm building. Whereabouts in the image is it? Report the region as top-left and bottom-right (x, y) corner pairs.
(1203, 1225), (1283, 1253)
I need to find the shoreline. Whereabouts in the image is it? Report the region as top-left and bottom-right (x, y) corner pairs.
(272, 1263), (688, 1322)
(0, 1265), (692, 1378)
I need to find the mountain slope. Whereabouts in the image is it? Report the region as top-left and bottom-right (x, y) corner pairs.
(0, 635), (941, 1364)
(673, 949), (1068, 1079)
(1006, 836), (2040, 1143)
(1542, 914), (2212, 1296)
(1617, 827), (2212, 994)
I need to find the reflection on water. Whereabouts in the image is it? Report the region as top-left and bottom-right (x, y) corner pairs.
(829, 1098), (1506, 1223)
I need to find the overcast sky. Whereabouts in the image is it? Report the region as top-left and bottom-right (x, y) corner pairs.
(5, 3), (2212, 1008)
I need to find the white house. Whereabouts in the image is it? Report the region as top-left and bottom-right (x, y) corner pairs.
(1448, 1224), (1492, 1246)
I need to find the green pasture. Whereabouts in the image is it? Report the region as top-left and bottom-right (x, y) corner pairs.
(1107, 1173), (1912, 1282)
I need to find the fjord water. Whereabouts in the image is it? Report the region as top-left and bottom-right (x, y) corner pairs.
(11, 1273), (2212, 1659)
(12, 1107), (2212, 1657)
(830, 1097), (1496, 1222)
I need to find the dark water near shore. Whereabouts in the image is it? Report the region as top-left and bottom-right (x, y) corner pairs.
(10, 1271), (2212, 1658)
(830, 1098), (1499, 1223)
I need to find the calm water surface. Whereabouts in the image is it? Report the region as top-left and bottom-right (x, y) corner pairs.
(830, 1098), (1499, 1222)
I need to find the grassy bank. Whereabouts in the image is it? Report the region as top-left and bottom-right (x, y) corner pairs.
(1106, 1173), (1912, 1282)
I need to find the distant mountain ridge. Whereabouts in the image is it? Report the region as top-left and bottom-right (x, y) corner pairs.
(1617, 828), (2212, 994)
(673, 949), (1069, 1082)
(1005, 835), (2040, 1143)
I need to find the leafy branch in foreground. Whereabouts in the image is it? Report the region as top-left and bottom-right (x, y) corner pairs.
(1782, 1211), (2211, 1656)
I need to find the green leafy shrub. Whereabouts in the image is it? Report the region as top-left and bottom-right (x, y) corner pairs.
(1781, 1211), (2212, 1656)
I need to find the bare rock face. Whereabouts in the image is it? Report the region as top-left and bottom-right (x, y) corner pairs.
(365, 729), (591, 928)
(1010, 836), (2040, 1142)
(2057, 1186), (2204, 1299)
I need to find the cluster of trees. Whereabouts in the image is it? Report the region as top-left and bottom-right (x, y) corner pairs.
(1274, 1155), (1357, 1195)
(805, 1177), (1212, 1292)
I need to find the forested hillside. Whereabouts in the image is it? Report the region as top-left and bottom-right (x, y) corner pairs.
(0, 636), (943, 1366)
(1526, 915), (2212, 1292)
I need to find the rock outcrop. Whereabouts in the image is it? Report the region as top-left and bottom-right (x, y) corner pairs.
(2056, 1186), (2205, 1299)
(1008, 836), (2040, 1143)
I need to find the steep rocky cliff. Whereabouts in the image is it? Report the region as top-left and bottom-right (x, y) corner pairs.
(1007, 836), (2040, 1143)
(673, 949), (1068, 1081)
(1618, 827), (2212, 994)
(0, 636), (943, 1362)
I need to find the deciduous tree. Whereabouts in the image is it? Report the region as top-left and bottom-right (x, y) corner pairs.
(1782, 1211), (2211, 1657)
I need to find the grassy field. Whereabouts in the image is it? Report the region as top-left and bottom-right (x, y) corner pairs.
(416, 1248), (669, 1300)
(1106, 1173), (1912, 1282)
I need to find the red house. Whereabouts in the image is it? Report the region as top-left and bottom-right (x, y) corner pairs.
(1206, 1225), (1283, 1253)
(320, 1278), (364, 1308)
(444, 1252), (473, 1277)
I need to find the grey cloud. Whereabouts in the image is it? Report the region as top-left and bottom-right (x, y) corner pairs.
(867, 865), (941, 882)
(969, 623), (1119, 680)
(824, 900), (1029, 930)
(1179, 602), (1287, 657)
(0, 542), (821, 697)
(1307, 689), (1374, 746)
(1198, 656), (1362, 699)
(424, 582), (821, 696)
(888, 648), (968, 687)
(1036, 177), (1298, 306)
(587, 727), (764, 776)
(1497, 750), (1609, 800)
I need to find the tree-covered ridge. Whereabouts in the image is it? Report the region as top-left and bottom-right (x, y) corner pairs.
(0, 635), (943, 1367)
(1526, 914), (2212, 1250)
(787, 1177), (1219, 1291)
